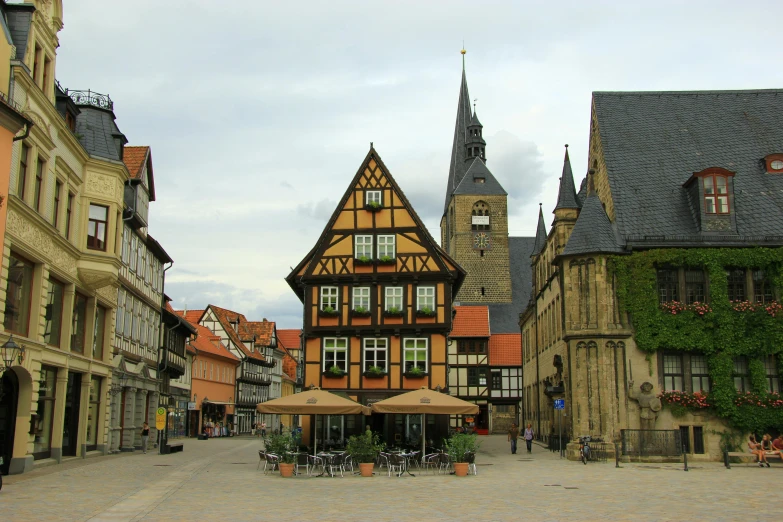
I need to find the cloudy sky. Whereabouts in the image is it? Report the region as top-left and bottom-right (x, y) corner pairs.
(55, 0), (782, 328)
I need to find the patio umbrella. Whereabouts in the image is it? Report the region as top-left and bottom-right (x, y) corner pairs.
(371, 387), (479, 457)
(257, 388), (370, 455)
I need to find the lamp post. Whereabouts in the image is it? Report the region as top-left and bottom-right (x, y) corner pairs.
(109, 372), (128, 396)
(0, 335), (24, 373)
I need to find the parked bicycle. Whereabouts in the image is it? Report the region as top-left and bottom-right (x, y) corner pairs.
(579, 436), (591, 465)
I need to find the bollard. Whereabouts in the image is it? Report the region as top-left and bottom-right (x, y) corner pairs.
(615, 444), (621, 468)
(683, 444), (689, 472)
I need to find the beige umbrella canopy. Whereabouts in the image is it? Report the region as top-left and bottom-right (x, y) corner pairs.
(371, 387), (479, 456)
(257, 388), (370, 455)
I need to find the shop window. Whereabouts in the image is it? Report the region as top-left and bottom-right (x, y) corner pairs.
(43, 278), (65, 347)
(663, 353), (683, 391)
(87, 204), (109, 251)
(733, 357), (749, 392)
(86, 376), (101, 450)
(70, 293), (88, 354)
(3, 252), (34, 336)
(33, 366), (57, 459)
(656, 268), (678, 304)
(726, 268), (746, 301)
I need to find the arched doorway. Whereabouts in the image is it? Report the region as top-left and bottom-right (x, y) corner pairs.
(0, 369), (19, 475)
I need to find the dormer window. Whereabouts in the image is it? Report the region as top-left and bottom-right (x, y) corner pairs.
(764, 154), (783, 173)
(703, 175), (729, 214)
(474, 177), (485, 184)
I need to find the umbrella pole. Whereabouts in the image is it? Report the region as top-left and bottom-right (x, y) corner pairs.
(422, 413), (426, 458)
(314, 414), (317, 456)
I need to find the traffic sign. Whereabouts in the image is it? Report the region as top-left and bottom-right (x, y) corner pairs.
(155, 407), (166, 430)
(554, 399), (565, 410)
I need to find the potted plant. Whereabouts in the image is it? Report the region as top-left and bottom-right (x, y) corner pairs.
(445, 432), (480, 477)
(364, 200), (382, 211)
(354, 255), (374, 266)
(377, 255), (396, 265)
(416, 306), (436, 317)
(265, 432), (297, 477)
(351, 306), (372, 317)
(364, 365), (386, 378)
(318, 306), (340, 317)
(404, 366), (426, 378)
(384, 306), (404, 317)
(326, 365), (345, 378)
(346, 430), (385, 477)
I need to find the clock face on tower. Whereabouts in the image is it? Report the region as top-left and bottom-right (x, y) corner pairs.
(473, 232), (491, 250)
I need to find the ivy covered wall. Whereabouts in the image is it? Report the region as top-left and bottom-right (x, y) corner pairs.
(611, 247), (783, 433)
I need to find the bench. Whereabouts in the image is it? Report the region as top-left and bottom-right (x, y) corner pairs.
(724, 451), (781, 468)
(164, 441), (184, 454)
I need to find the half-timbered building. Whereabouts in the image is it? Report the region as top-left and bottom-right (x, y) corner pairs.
(287, 147), (465, 447)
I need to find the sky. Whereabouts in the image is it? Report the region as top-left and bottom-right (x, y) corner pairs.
(54, 0), (783, 328)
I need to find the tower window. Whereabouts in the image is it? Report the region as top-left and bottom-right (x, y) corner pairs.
(481, 287), (485, 296)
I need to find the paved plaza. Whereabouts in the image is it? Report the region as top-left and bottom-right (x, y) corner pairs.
(1, 435), (778, 521)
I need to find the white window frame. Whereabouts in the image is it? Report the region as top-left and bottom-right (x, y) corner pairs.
(385, 287), (403, 311)
(403, 338), (428, 372)
(417, 286), (435, 311)
(355, 235), (373, 259)
(366, 190), (382, 205)
(353, 287), (371, 310)
(363, 338), (387, 372)
(377, 235), (395, 258)
(323, 337), (348, 372)
(320, 286), (338, 310)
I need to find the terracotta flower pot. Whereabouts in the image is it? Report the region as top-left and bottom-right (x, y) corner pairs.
(453, 462), (469, 477)
(279, 463), (295, 477)
(359, 462), (375, 477)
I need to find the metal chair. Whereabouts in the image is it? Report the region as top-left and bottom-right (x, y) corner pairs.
(464, 451), (477, 475)
(387, 453), (406, 477)
(307, 454), (324, 476)
(421, 453), (440, 474)
(294, 452), (309, 476)
(264, 453), (280, 474)
(437, 452), (452, 474)
(407, 451), (421, 469)
(256, 450), (267, 471)
(328, 452), (346, 477)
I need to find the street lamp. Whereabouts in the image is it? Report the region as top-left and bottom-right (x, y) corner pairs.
(0, 335), (24, 373)
(109, 372), (128, 396)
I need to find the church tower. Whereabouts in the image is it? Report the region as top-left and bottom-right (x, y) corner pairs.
(440, 51), (511, 303)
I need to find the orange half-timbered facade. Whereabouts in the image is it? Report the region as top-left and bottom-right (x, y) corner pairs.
(287, 147), (465, 447)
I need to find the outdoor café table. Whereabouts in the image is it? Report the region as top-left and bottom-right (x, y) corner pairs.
(390, 451), (416, 477)
(315, 452), (336, 477)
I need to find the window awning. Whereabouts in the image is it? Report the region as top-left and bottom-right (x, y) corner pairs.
(203, 400), (235, 406)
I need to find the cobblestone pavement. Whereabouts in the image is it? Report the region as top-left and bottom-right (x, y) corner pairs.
(1, 434), (779, 521)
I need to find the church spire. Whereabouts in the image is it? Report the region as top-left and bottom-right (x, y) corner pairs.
(531, 203), (547, 256)
(443, 49), (475, 215)
(554, 144), (580, 211)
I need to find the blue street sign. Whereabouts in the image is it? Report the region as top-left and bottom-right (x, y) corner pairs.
(554, 399), (565, 410)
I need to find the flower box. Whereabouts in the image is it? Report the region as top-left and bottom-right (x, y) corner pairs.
(416, 309), (437, 318)
(363, 368), (387, 379)
(364, 202), (383, 212)
(323, 367), (347, 378)
(383, 308), (404, 317)
(376, 256), (396, 265)
(351, 308), (372, 317)
(403, 368), (427, 378)
(354, 256), (374, 266)
(318, 308), (340, 318)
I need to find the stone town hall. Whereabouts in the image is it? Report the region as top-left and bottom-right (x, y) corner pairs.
(441, 54), (783, 459)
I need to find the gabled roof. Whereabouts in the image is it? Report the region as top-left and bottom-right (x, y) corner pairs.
(531, 205), (547, 256)
(189, 323), (240, 364)
(451, 306), (490, 337)
(489, 333), (521, 366)
(287, 146), (466, 298)
(453, 158), (507, 196)
(277, 329), (301, 352)
(241, 319), (275, 347)
(183, 309), (204, 325)
(561, 188), (624, 257)
(205, 305), (267, 362)
(444, 66), (474, 214)
(123, 146), (157, 201)
(593, 89), (783, 242)
(554, 146), (580, 210)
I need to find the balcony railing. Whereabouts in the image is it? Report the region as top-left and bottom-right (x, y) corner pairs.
(239, 368), (271, 385)
(159, 349), (186, 377)
(67, 88), (114, 110)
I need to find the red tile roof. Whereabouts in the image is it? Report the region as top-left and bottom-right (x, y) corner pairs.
(489, 334), (522, 366)
(123, 146), (149, 180)
(277, 329), (301, 351)
(189, 324), (240, 363)
(208, 304), (267, 362)
(184, 310), (204, 324)
(241, 319), (275, 346)
(451, 306), (490, 338)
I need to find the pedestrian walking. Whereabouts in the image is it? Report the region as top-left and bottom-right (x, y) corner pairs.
(508, 423), (519, 454)
(141, 422), (150, 454)
(523, 423), (534, 453)
(260, 421), (267, 438)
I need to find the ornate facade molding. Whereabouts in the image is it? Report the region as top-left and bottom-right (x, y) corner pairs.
(7, 208), (77, 276)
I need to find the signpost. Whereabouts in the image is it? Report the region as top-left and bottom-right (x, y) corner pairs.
(156, 407), (166, 454)
(554, 399), (565, 459)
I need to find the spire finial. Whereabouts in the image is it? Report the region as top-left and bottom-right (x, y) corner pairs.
(461, 43), (466, 70)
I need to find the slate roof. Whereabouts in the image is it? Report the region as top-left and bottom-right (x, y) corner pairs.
(593, 90), (783, 243)
(531, 205), (547, 256)
(577, 176), (587, 206)
(453, 158), (507, 196)
(554, 146), (580, 210)
(444, 68), (474, 214)
(74, 106), (127, 162)
(470, 110), (482, 127)
(459, 236), (535, 334)
(488, 333), (522, 366)
(451, 306), (490, 337)
(561, 190), (624, 256)
(4, 3), (34, 62)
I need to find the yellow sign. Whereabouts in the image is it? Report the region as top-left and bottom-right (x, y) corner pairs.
(156, 407), (166, 430)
